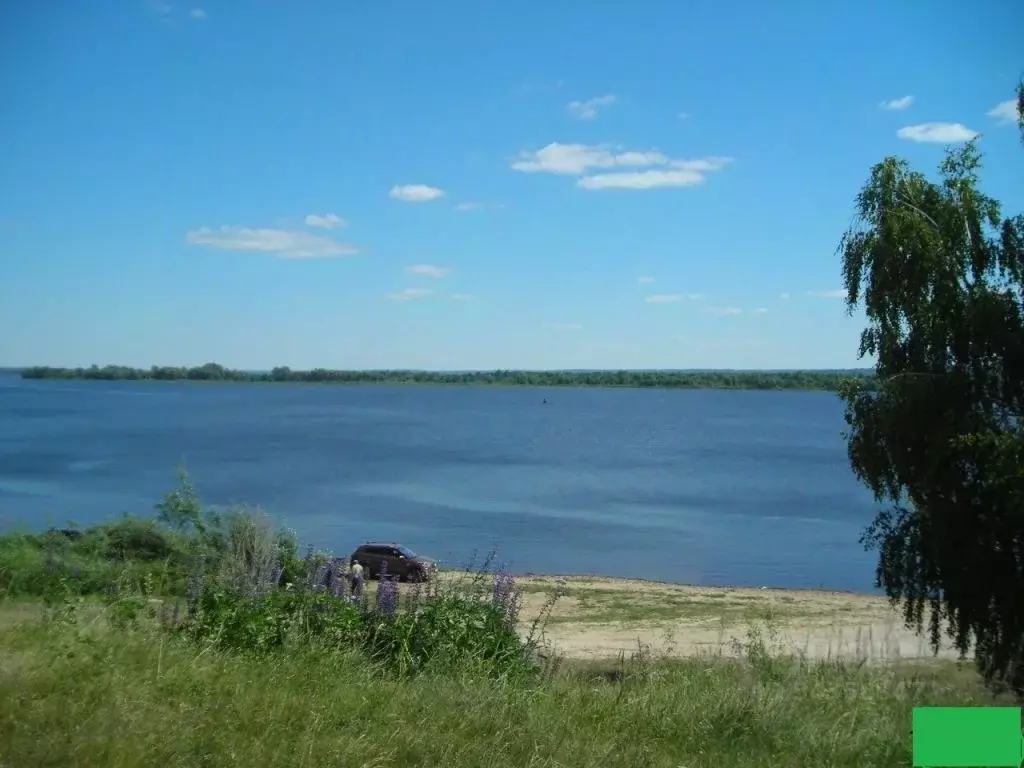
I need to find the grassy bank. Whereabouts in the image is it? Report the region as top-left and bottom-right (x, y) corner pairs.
(0, 599), (1001, 768)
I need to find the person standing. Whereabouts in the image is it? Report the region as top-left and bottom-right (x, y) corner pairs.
(350, 560), (365, 599)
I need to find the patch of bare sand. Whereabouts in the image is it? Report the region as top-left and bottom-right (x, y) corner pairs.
(510, 575), (968, 663)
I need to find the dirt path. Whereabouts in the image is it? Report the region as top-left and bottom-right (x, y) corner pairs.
(504, 575), (967, 663)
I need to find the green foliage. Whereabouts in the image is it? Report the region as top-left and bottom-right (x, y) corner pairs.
(182, 586), (366, 654)
(179, 582), (534, 679)
(20, 362), (875, 391)
(1, 469), (541, 681)
(838, 131), (1024, 697)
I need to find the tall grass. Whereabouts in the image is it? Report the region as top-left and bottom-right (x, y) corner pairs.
(0, 602), (1001, 767)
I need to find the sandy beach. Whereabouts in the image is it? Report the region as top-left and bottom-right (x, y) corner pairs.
(499, 574), (966, 663)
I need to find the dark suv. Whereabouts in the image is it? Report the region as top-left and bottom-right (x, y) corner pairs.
(349, 542), (437, 582)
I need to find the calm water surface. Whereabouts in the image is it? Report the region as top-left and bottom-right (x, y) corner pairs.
(0, 375), (882, 592)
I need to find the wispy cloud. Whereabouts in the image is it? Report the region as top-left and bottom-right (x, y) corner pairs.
(987, 99), (1021, 125)
(389, 184), (444, 203)
(805, 289), (847, 299)
(406, 264), (450, 278)
(750, 308), (769, 314)
(880, 95), (913, 111)
(897, 123), (978, 143)
(185, 226), (357, 259)
(454, 201), (503, 212)
(706, 306), (743, 316)
(637, 276), (655, 284)
(386, 288), (433, 301)
(643, 293), (704, 304)
(544, 321), (583, 331)
(566, 94), (616, 120)
(149, 1), (171, 16)
(189, 8), (206, 19)
(450, 293), (474, 301)
(511, 143), (733, 191)
(304, 213), (346, 229)
(778, 292), (791, 300)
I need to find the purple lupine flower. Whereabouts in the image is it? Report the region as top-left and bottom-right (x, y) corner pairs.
(311, 564), (328, 590)
(377, 576), (399, 616)
(172, 600), (181, 627)
(260, 564), (282, 596)
(328, 560), (346, 599)
(71, 566), (81, 579)
(492, 571), (522, 626)
(187, 572), (205, 613)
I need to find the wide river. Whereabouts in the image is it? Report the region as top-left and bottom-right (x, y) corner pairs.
(0, 374), (882, 592)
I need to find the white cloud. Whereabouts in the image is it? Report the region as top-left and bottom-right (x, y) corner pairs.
(987, 99), (1021, 125)
(750, 308), (769, 314)
(778, 292), (791, 300)
(897, 123), (979, 143)
(511, 143), (733, 191)
(566, 94), (616, 120)
(706, 306), (743, 316)
(880, 95), (913, 111)
(185, 226), (357, 259)
(304, 213), (346, 229)
(450, 293), (474, 300)
(189, 8), (206, 19)
(511, 143), (667, 175)
(406, 264), (450, 278)
(637, 276), (655, 284)
(579, 169), (705, 190)
(149, 1), (171, 16)
(644, 293), (683, 303)
(386, 288), (433, 301)
(389, 184), (444, 203)
(544, 321), (583, 331)
(805, 289), (847, 299)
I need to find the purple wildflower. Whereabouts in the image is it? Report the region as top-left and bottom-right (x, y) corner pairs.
(377, 576), (399, 616)
(187, 572), (205, 613)
(492, 571), (522, 626)
(327, 560), (346, 599)
(261, 564), (282, 596)
(70, 566), (81, 579)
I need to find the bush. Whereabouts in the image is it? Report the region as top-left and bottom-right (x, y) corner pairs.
(176, 554), (539, 679)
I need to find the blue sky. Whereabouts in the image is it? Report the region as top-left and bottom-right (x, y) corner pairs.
(0, 1), (1021, 371)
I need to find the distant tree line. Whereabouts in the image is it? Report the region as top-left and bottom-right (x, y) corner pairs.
(19, 363), (876, 391)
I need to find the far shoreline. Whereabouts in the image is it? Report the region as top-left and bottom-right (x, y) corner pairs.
(13, 364), (877, 393)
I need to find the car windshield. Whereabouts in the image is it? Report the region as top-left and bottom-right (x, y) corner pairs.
(396, 545), (417, 558)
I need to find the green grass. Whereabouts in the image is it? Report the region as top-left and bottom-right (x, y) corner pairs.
(0, 601), (1002, 768)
